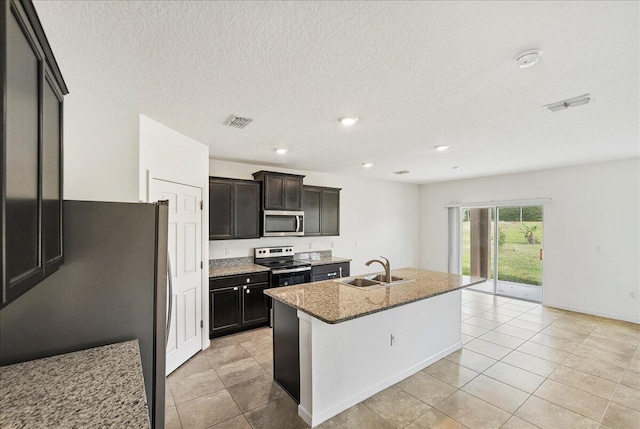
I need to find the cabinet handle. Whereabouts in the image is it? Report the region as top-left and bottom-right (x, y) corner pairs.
(339, 267), (342, 278)
(328, 272), (337, 276)
(233, 287), (238, 291)
(246, 289), (251, 294)
(246, 278), (251, 283)
(243, 285), (247, 290)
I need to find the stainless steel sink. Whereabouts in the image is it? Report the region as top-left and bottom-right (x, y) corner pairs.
(338, 275), (415, 288)
(339, 255), (415, 288)
(365, 274), (406, 283)
(340, 277), (382, 287)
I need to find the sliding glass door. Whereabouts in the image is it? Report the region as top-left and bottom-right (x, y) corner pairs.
(461, 205), (543, 302)
(496, 206), (543, 301)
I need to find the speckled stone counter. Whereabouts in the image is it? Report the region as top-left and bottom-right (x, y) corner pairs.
(209, 264), (270, 278)
(265, 268), (484, 324)
(0, 340), (150, 429)
(298, 256), (352, 266)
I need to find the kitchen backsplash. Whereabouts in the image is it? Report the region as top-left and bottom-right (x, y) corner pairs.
(209, 250), (333, 269)
(294, 250), (332, 261)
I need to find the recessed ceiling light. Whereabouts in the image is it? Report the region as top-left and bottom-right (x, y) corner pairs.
(339, 116), (358, 126)
(452, 166), (462, 170)
(275, 148), (288, 154)
(394, 170), (410, 175)
(362, 162), (373, 168)
(515, 49), (542, 68)
(543, 94), (592, 112)
(435, 145), (450, 151)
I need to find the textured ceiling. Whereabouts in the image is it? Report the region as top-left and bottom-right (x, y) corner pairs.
(33, 1), (639, 184)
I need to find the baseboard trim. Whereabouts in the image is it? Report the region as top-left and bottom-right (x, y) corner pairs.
(298, 405), (312, 427)
(543, 301), (640, 324)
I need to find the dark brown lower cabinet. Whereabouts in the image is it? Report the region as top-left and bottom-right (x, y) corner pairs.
(209, 272), (270, 338)
(210, 287), (241, 332)
(310, 262), (350, 283)
(242, 283), (269, 324)
(273, 300), (300, 403)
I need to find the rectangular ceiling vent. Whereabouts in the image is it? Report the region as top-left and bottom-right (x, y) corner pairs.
(394, 170), (410, 175)
(223, 114), (253, 129)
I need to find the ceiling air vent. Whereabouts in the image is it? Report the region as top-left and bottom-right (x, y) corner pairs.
(223, 114), (253, 129)
(394, 170), (410, 175)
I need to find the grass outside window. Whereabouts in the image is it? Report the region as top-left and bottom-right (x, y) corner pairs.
(462, 221), (543, 286)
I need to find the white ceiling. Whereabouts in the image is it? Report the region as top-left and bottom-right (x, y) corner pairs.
(34, 1), (639, 184)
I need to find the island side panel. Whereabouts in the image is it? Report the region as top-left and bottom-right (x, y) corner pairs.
(303, 290), (462, 427)
(272, 299), (301, 402)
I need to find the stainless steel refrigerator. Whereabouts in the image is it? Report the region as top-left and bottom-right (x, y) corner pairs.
(0, 200), (169, 429)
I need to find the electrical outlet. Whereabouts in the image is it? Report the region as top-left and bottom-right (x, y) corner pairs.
(331, 241), (335, 248)
(354, 240), (357, 247)
(308, 242), (312, 249)
(630, 291), (638, 299)
(225, 248), (229, 256)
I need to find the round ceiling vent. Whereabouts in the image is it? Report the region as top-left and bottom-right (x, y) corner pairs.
(515, 49), (542, 68)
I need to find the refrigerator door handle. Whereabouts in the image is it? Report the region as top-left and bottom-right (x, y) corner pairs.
(166, 253), (173, 346)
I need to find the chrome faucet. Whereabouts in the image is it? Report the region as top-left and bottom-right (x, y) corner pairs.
(365, 256), (391, 283)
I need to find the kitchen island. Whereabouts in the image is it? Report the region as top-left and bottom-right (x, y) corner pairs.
(265, 267), (484, 427)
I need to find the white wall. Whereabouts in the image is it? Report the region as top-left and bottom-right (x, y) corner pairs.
(63, 96), (140, 202)
(209, 160), (420, 276)
(419, 158), (640, 323)
(139, 115), (210, 201)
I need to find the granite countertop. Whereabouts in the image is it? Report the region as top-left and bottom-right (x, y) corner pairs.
(298, 256), (352, 266)
(0, 340), (150, 428)
(265, 268), (485, 324)
(209, 264), (270, 278)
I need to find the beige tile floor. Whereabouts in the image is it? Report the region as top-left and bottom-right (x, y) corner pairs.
(165, 290), (640, 429)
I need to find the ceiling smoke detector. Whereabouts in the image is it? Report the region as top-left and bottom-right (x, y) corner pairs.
(515, 49), (542, 68)
(544, 94), (592, 112)
(394, 170), (410, 175)
(223, 114), (253, 129)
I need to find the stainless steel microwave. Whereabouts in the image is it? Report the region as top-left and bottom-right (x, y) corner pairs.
(263, 210), (304, 237)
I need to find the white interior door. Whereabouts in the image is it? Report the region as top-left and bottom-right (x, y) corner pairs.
(150, 178), (203, 375)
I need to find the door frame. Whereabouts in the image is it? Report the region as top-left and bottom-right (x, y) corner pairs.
(147, 170), (210, 352)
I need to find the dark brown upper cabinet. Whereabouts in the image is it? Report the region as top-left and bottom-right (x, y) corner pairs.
(252, 171), (304, 211)
(209, 178), (260, 240)
(2, 0), (68, 309)
(303, 186), (341, 236)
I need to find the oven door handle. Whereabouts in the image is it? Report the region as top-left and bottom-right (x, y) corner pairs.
(272, 266), (311, 275)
